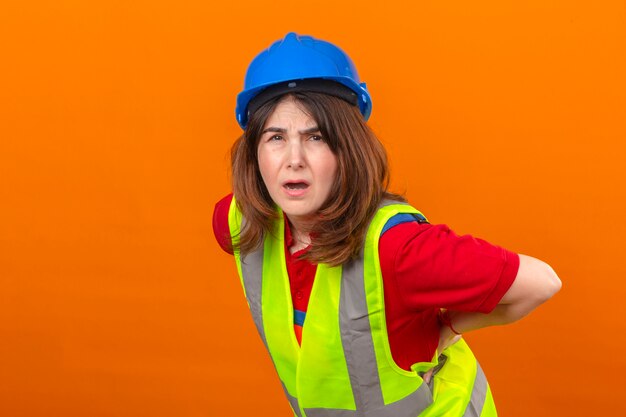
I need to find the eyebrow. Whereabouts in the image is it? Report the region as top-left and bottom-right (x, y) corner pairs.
(261, 126), (320, 135)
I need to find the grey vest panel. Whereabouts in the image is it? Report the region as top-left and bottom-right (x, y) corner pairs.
(302, 371), (493, 417)
(303, 383), (432, 417)
(281, 381), (303, 417)
(240, 244), (267, 348)
(339, 248), (384, 411)
(338, 250), (434, 417)
(462, 361), (488, 417)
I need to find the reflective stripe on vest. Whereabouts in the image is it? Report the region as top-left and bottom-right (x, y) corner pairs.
(228, 198), (497, 417)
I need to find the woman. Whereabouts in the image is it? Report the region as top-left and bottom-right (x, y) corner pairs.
(213, 32), (561, 417)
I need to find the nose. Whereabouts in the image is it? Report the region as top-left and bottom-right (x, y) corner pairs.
(286, 141), (305, 169)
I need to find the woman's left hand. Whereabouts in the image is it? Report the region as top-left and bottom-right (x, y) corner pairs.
(422, 326), (462, 384)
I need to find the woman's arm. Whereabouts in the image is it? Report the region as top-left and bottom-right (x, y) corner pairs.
(434, 254), (561, 356)
(446, 254), (562, 333)
(424, 254), (561, 383)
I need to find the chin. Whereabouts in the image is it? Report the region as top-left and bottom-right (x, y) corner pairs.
(280, 204), (318, 220)
(283, 209), (316, 219)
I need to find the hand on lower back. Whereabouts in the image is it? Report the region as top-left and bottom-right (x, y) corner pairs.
(422, 327), (462, 384)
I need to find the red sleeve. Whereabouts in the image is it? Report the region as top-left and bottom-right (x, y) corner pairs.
(212, 193), (234, 255)
(380, 221), (519, 314)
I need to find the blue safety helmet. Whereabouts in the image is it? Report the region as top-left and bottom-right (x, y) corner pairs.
(235, 32), (372, 129)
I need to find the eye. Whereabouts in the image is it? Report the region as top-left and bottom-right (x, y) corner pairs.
(309, 135), (324, 142)
(269, 135), (283, 141)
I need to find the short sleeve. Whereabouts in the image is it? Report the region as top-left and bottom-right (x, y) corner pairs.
(379, 221), (519, 314)
(212, 193), (234, 254)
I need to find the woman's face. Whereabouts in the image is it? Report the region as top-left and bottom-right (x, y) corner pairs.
(257, 96), (338, 227)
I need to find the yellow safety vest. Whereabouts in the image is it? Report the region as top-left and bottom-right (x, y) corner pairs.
(228, 197), (498, 417)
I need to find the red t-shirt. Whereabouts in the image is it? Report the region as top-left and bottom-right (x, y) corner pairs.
(213, 194), (519, 370)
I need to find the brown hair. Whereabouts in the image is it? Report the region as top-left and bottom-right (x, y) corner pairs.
(230, 91), (404, 266)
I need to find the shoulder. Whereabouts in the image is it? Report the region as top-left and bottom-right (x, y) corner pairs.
(378, 218), (449, 265)
(379, 217), (520, 312)
(212, 193), (234, 254)
(379, 215), (513, 262)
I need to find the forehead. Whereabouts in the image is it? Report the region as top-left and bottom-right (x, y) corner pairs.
(264, 97), (317, 128)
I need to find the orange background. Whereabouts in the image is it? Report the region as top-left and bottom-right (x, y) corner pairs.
(1, 1), (625, 416)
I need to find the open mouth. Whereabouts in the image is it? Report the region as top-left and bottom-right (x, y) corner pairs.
(282, 180), (310, 195)
(284, 182), (309, 190)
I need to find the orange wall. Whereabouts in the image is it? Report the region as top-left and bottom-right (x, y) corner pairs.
(1, 1), (625, 416)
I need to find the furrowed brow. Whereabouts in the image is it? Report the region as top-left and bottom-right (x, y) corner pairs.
(261, 126), (320, 135)
(298, 126), (320, 135)
(261, 127), (287, 134)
